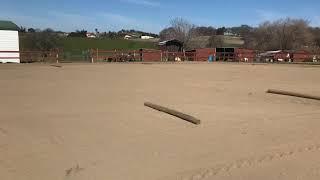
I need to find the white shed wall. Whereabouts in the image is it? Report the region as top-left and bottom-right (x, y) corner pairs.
(0, 30), (20, 63)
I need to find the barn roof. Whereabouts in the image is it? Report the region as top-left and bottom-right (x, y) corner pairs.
(0, 20), (19, 31)
(158, 39), (183, 46)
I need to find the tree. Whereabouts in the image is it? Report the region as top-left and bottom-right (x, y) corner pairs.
(274, 18), (312, 50)
(19, 26), (26, 33)
(245, 18), (313, 51)
(108, 31), (117, 39)
(216, 27), (226, 35)
(251, 21), (278, 50)
(24, 28), (61, 51)
(207, 35), (224, 48)
(192, 26), (216, 36)
(68, 30), (87, 37)
(28, 28), (36, 33)
(228, 25), (253, 36)
(310, 27), (320, 47)
(159, 17), (197, 49)
(159, 27), (176, 40)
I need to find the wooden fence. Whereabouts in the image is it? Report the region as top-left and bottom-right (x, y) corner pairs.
(1, 49), (320, 63)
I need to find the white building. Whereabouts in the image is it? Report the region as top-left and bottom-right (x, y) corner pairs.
(124, 35), (133, 39)
(141, 35), (154, 40)
(86, 32), (97, 38)
(0, 21), (20, 63)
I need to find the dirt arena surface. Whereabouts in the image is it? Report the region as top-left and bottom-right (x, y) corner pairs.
(1, 63), (320, 180)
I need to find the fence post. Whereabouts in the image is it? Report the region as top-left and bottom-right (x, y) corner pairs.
(95, 48), (99, 63)
(166, 51), (168, 61)
(133, 50), (136, 61)
(90, 49), (94, 63)
(56, 51), (59, 63)
(160, 51), (163, 61)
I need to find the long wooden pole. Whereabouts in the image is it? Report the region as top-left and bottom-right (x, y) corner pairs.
(50, 64), (62, 68)
(267, 89), (320, 101)
(144, 102), (201, 125)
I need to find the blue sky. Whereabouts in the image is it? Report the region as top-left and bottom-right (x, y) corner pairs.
(1, 0), (319, 33)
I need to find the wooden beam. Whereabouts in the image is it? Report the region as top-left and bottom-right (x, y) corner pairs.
(50, 64), (62, 68)
(267, 89), (320, 101)
(144, 102), (201, 125)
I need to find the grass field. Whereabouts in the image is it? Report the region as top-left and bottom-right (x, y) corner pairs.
(19, 36), (157, 51)
(1, 63), (320, 180)
(190, 35), (244, 48)
(222, 35), (244, 47)
(61, 37), (156, 51)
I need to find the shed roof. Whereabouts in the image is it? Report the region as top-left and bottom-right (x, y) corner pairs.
(0, 20), (19, 31)
(158, 39), (183, 46)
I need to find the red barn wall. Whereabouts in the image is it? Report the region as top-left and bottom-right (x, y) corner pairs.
(235, 48), (256, 62)
(195, 48), (216, 61)
(293, 50), (311, 62)
(142, 50), (162, 62)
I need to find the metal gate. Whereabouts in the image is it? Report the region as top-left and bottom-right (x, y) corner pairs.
(59, 49), (91, 62)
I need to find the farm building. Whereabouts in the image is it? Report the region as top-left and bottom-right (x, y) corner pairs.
(140, 49), (162, 62)
(258, 50), (312, 62)
(0, 20), (20, 63)
(186, 48), (216, 61)
(185, 48), (256, 62)
(292, 50), (312, 62)
(141, 35), (155, 40)
(235, 48), (256, 62)
(124, 35), (133, 39)
(158, 39), (183, 52)
(216, 47), (236, 61)
(86, 33), (97, 38)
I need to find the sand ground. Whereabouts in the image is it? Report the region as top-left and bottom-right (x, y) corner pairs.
(0, 63), (320, 180)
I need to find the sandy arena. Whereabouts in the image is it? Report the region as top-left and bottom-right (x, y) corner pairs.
(1, 63), (320, 180)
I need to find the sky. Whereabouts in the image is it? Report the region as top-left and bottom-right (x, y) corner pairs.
(0, 0), (320, 33)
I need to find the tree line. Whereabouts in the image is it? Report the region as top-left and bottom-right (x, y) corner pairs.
(19, 17), (320, 52)
(160, 17), (320, 52)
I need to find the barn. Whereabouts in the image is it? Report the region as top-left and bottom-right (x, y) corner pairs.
(0, 20), (20, 63)
(216, 47), (236, 61)
(158, 39), (183, 52)
(186, 48), (216, 61)
(235, 48), (256, 62)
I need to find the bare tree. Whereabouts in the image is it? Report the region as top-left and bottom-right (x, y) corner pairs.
(159, 18), (197, 49)
(274, 18), (312, 50)
(247, 18), (313, 51)
(159, 27), (176, 41)
(309, 27), (320, 53)
(191, 26), (216, 36)
(254, 21), (278, 50)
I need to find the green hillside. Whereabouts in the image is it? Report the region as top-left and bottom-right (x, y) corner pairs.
(222, 36), (244, 47)
(19, 36), (157, 51)
(61, 37), (156, 51)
